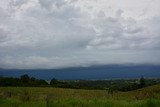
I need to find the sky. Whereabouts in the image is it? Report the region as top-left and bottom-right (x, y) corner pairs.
(0, 0), (160, 69)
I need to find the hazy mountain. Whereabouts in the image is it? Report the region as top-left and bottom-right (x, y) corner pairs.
(0, 64), (160, 80)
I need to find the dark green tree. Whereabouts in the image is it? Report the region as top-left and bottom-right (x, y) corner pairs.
(20, 74), (30, 83)
(50, 78), (58, 86)
(139, 76), (145, 88)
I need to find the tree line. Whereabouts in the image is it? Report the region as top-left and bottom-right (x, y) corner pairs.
(0, 74), (48, 87)
(1, 74), (160, 92)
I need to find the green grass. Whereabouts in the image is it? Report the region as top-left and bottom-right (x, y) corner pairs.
(0, 84), (160, 107)
(1, 99), (160, 107)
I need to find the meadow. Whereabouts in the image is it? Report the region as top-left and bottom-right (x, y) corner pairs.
(0, 84), (160, 107)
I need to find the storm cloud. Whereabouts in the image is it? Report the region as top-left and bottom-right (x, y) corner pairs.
(0, 0), (160, 69)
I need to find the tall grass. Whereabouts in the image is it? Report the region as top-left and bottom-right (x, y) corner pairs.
(0, 86), (160, 107)
(0, 99), (160, 107)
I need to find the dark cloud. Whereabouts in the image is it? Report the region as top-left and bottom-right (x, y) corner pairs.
(0, 0), (160, 68)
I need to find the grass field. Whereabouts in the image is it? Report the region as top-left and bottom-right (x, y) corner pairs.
(0, 84), (160, 107)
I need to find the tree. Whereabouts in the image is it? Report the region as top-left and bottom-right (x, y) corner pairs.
(50, 78), (58, 86)
(139, 76), (145, 88)
(20, 74), (30, 83)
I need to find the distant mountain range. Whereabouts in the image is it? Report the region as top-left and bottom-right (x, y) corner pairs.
(0, 64), (160, 80)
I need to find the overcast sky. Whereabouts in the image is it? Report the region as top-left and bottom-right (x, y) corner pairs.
(0, 0), (160, 69)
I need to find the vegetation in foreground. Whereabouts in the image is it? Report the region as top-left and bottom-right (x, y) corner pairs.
(0, 84), (160, 107)
(1, 75), (160, 107)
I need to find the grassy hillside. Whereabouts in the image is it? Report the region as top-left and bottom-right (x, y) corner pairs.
(0, 84), (160, 107)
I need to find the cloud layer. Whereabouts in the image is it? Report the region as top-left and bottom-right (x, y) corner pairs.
(0, 0), (160, 69)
